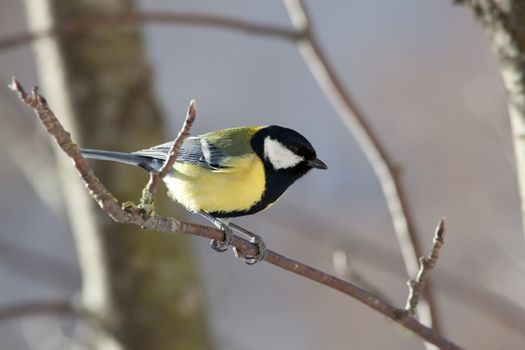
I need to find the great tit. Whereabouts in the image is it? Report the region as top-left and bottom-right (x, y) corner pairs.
(81, 125), (327, 264)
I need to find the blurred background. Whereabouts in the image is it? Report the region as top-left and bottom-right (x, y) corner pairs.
(1, 0), (524, 349)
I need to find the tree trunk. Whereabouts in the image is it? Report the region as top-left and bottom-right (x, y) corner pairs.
(456, 0), (525, 237)
(24, 0), (213, 349)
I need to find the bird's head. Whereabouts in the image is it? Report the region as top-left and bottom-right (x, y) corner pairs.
(251, 125), (327, 174)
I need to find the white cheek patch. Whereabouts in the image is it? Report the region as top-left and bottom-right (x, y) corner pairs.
(264, 136), (304, 170)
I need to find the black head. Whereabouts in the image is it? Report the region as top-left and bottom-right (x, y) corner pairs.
(251, 125), (327, 173)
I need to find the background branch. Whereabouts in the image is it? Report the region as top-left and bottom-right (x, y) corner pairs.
(282, 0), (440, 341)
(0, 11), (303, 51)
(9, 78), (461, 350)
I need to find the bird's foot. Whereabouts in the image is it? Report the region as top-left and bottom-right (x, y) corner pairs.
(233, 232), (267, 265)
(209, 220), (233, 253)
(198, 212), (266, 264)
(199, 212), (233, 252)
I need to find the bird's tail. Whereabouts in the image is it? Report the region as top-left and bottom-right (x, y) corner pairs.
(80, 149), (164, 172)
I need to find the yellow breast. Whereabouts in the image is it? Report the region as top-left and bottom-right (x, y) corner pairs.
(163, 154), (266, 215)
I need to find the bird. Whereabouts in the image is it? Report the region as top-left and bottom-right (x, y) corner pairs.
(80, 125), (327, 264)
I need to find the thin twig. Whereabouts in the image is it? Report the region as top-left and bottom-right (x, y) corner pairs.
(9, 78), (461, 350)
(139, 100), (196, 212)
(0, 12), (304, 51)
(405, 219), (446, 316)
(282, 0), (440, 335)
(158, 101), (196, 180)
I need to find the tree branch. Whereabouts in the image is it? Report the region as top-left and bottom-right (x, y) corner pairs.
(282, 0), (440, 339)
(0, 12), (304, 51)
(8, 78), (461, 350)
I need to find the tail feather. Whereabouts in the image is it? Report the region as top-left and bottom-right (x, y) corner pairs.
(80, 149), (164, 172)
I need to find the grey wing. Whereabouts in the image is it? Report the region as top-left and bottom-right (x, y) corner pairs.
(133, 136), (227, 170)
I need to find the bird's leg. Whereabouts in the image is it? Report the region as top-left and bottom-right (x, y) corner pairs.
(229, 223), (267, 265)
(197, 212), (266, 264)
(199, 212), (232, 253)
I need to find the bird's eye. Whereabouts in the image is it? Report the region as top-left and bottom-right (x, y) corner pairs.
(289, 145), (299, 153)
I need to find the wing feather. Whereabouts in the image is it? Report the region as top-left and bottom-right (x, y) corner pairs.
(133, 127), (264, 170)
(133, 136), (227, 170)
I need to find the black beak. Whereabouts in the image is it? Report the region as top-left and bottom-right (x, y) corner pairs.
(308, 157), (328, 170)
